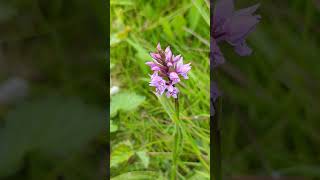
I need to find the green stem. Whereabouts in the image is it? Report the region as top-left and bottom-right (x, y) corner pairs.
(175, 96), (179, 120)
(171, 96), (181, 180)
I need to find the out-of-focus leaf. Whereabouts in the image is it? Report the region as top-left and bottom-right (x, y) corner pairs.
(110, 0), (134, 6)
(172, 15), (187, 38)
(136, 150), (149, 168)
(160, 18), (174, 40)
(141, 4), (154, 19)
(110, 63), (115, 69)
(126, 38), (150, 74)
(111, 141), (134, 168)
(110, 120), (118, 133)
(110, 27), (131, 47)
(0, 96), (104, 177)
(111, 92), (145, 117)
(187, 6), (201, 31)
(191, 0), (209, 26)
(111, 171), (161, 180)
(126, 38), (150, 61)
(189, 170), (210, 180)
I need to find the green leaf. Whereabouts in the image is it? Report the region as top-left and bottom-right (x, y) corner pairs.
(189, 170), (210, 180)
(110, 120), (118, 133)
(136, 150), (150, 168)
(111, 92), (145, 117)
(191, 0), (209, 26)
(111, 171), (161, 180)
(126, 38), (150, 62)
(110, 63), (115, 70)
(0, 96), (104, 177)
(126, 38), (150, 74)
(110, 0), (134, 6)
(172, 15), (187, 38)
(157, 94), (177, 122)
(111, 141), (134, 168)
(110, 27), (131, 47)
(110, 34), (121, 46)
(187, 6), (201, 31)
(160, 18), (174, 41)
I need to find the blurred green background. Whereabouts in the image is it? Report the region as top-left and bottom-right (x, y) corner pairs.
(0, 0), (107, 179)
(110, 0), (210, 179)
(217, 0), (320, 178)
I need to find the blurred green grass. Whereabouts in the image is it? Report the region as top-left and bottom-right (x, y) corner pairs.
(218, 0), (320, 178)
(110, 0), (210, 179)
(0, 0), (107, 179)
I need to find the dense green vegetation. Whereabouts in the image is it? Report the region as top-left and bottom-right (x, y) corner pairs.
(219, 0), (320, 178)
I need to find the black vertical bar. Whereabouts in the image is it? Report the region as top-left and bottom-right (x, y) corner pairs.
(106, 0), (110, 179)
(210, 0), (214, 179)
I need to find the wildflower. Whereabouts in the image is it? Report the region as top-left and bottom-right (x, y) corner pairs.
(169, 72), (180, 84)
(212, 0), (260, 67)
(166, 84), (179, 99)
(149, 73), (167, 95)
(146, 43), (191, 98)
(176, 59), (191, 79)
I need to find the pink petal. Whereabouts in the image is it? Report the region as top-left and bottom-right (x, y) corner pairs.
(145, 61), (154, 66)
(167, 84), (174, 92)
(150, 52), (161, 60)
(169, 72), (180, 84)
(151, 66), (161, 71)
(165, 47), (172, 61)
(157, 43), (162, 51)
(173, 55), (181, 62)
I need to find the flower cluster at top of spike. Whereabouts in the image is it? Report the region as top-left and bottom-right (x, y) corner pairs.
(146, 43), (191, 99)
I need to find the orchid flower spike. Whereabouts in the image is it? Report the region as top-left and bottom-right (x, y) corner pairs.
(146, 43), (191, 99)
